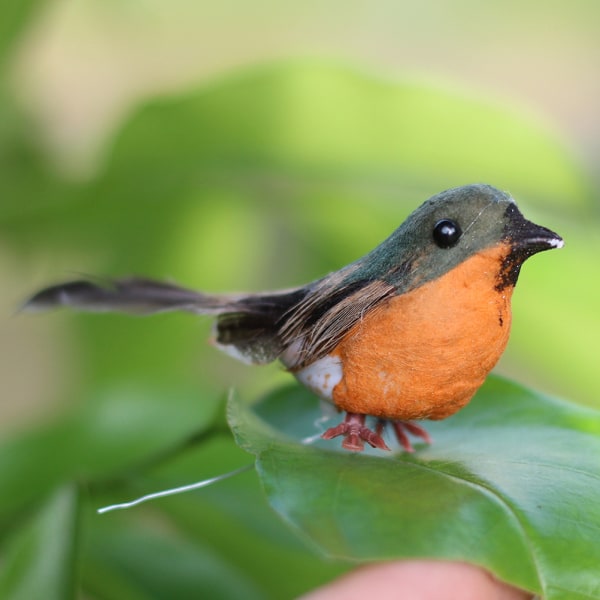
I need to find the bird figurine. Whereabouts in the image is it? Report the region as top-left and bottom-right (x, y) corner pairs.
(25, 184), (563, 452)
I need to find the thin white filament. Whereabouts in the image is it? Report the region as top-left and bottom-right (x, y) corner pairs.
(300, 399), (339, 445)
(97, 464), (253, 514)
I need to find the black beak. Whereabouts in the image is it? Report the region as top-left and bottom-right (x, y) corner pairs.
(496, 203), (563, 291)
(504, 203), (564, 256)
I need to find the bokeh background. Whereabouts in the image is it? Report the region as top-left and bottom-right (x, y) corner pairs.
(1, 1), (599, 598)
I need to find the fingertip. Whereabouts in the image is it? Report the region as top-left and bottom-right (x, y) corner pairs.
(299, 560), (533, 600)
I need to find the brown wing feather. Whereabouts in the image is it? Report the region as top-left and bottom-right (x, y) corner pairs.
(24, 276), (309, 365)
(24, 275), (396, 369)
(278, 277), (395, 369)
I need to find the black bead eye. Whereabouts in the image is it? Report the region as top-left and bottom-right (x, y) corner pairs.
(432, 219), (462, 248)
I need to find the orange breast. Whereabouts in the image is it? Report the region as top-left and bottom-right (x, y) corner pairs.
(331, 243), (514, 420)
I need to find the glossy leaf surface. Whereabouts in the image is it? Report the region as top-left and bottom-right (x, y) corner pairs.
(230, 376), (600, 600)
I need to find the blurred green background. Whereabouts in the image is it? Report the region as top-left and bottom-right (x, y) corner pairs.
(1, 1), (599, 598)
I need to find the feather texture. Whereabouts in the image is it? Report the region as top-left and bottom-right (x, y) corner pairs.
(24, 275), (396, 368)
(279, 278), (395, 369)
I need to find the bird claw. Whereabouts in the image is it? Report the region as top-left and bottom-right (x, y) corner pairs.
(322, 413), (390, 452)
(322, 413), (432, 453)
(389, 419), (432, 453)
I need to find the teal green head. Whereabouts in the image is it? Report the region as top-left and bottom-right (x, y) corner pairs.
(346, 184), (563, 293)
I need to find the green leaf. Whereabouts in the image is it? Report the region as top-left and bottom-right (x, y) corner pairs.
(0, 485), (80, 600)
(99, 61), (590, 210)
(229, 376), (600, 600)
(141, 436), (348, 598)
(4, 61), (591, 236)
(82, 520), (266, 600)
(0, 383), (222, 523)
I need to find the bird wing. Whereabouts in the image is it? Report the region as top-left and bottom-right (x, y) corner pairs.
(277, 276), (396, 369)
(23, 275), (396, 368)
(23, 276), (307, 365)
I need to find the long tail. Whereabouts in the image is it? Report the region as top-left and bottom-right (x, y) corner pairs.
(23, 277), (307, 364)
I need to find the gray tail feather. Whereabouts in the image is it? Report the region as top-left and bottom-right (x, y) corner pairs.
(23, 277), (307, 364)
(23, 277), (241, 315)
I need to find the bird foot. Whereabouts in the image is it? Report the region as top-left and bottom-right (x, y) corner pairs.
(322, 413), (390, 452)
(384, 419), (432, 453)
(322, 413), (432, 453)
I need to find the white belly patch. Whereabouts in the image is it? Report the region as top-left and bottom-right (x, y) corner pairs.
(292, 355), (343, 401)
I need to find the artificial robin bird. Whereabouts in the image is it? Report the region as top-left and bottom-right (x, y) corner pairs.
(25, 184), (563, 452)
